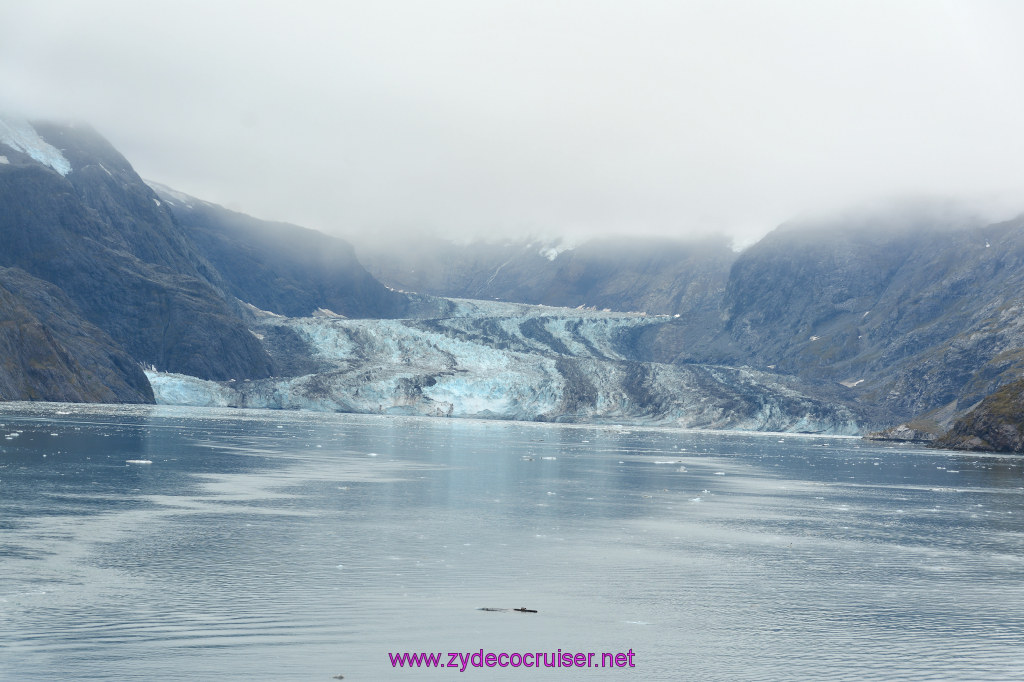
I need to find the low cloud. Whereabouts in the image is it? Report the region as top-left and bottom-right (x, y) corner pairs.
(3, 0), (1024, 246)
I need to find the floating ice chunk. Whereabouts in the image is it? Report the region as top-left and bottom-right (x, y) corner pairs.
(713, 471), (725, 476)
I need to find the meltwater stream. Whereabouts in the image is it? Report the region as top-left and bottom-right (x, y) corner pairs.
(1, 403), (1023, 680)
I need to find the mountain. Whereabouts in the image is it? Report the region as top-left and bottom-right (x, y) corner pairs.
(358, 205), (1024, 441)
(0, 116), (413, 401)
(721, 211), (1024, 427)
(6, 115), (1024, 445)
(0, 118), (273, 381)
(357, 234), (735, 317)
(148, 183), (411, 319)
(0, 266), (152, 403)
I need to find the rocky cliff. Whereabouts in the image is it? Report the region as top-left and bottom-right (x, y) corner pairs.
(0, 120), (273, 381)
(149, 183), (411, 319)
(932, 379), (1024, 452)
(0, 267), (153, 402)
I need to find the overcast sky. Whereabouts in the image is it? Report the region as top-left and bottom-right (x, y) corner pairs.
(3, 1), (1024, 245)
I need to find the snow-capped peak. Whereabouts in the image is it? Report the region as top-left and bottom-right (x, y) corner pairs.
(0, 115), (72, 176)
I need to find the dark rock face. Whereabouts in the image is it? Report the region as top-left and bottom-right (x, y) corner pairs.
(933, 379), (1024, 452)
(0, 267), (153, 403)
(150, 183), (411, 319)
(719, 215), (1024, 425)
(0, 122), (273, 381)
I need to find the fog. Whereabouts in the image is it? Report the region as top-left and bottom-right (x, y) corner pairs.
(3, 1), (1024, 246)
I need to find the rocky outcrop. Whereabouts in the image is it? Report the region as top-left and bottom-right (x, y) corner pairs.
(864, 421), (943, 444)
(933, 379), (1024, 452)
(0, 267), (153, 402)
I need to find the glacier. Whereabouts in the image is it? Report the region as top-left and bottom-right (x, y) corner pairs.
(149, 298), (861, 434)
(0, 115), (72, 175)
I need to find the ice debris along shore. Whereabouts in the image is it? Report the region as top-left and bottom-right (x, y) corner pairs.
(148, 299), (860, 434)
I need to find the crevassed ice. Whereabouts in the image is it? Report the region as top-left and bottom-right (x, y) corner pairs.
(0, 115), (72, 175)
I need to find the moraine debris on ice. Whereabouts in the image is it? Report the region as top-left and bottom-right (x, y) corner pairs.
(148, 298), (860, 434)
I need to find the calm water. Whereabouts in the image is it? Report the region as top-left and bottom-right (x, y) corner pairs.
(1, 404), (1023, 681)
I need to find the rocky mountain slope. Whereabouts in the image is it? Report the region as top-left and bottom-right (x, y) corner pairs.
(721, 212), (1024, 430)
(0, 267), (152, 403)
(0, 117), (417, 401)
(0, 119), (273, 381)
(148, 183), (411, 319)
(932, 379), (1024, 452)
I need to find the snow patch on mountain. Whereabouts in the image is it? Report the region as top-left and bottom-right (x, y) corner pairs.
(0, 115), (72, 175)
(536, 238), (577, 261)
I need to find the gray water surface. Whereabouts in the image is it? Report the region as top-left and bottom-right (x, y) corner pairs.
(1, 403), (1023, 680)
